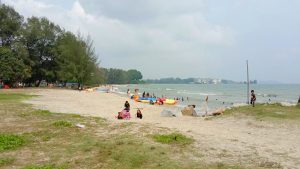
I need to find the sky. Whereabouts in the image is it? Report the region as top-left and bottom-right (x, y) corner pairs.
(3, 0), (300, 83)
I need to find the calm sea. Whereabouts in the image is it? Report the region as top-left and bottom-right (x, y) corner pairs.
(115, 84), (300, 110)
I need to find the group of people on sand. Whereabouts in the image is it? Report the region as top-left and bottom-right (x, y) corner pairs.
(117, 89), (276, 120)
(117, 101), (143, 120)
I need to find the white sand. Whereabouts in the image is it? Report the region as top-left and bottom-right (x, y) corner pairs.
(26, 89), (300, 168)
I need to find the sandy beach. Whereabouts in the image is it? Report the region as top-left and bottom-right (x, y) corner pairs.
(25, 89), (300, 168)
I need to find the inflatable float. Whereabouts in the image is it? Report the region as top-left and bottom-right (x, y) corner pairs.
(135, 97), (177, 105)
(163, 99), (177, 105)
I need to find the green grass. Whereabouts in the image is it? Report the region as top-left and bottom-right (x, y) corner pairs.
(53, 120), (73, 127)
(33, 109), (52, 116)
(225, 103), (300, 121)
(0, 133), (26, 151)
(0, 157), (16, 167)
(23, 164), (68, 169)
(0, 93), (34, 101)
(153, 133), (194, 145)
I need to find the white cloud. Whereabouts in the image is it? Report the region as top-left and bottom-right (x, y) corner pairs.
(3, 0), (235, 79)
(3, 0), (54, 17)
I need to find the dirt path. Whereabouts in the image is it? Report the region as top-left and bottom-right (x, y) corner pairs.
(25, 89), (300, 168)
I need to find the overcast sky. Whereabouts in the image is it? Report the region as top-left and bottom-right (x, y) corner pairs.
(3, 0), (300, 83)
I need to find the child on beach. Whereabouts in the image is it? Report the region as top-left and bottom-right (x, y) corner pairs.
(136, 109), (143, 119)
(117, 112), (123, 119)
(250, 90), (256, 107)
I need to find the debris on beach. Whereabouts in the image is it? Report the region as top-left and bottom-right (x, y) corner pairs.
(160, 109), (181, 117)
(211, 108), (226, 116)
(181, 106), (197, 116)
(75, 123), (85, 128)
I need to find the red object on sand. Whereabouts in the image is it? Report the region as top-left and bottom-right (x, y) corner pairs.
(4, 85), (10, 89)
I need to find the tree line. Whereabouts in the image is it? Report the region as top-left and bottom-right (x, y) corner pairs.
(0, 4), (143, 88)
(144, 78), (195, 84)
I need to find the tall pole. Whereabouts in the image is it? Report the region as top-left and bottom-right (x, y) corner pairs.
(246, 60), (250, 104)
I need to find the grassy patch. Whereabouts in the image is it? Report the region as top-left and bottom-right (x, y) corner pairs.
(0, 93), (34, 101)
(32, 109), (52, 116)
(225, 104), (300, 121)
(0, 133), (26, 151)
(70, 114), (82, 118)
(23, 164), (68, 169)
(0, 157), (16, 167)
(153, 133), (193, 145)
(53, 120), (72, 127)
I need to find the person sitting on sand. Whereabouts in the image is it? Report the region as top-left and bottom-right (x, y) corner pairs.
(250, 90), (256, 107)
(123, 109), (131, 119)
(117, 111), (124, 119)
(124, 101), (130, 111)
(136, 109), (143, 119)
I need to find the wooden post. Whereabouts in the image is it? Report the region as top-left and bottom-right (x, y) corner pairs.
(247, 60), (250, 104)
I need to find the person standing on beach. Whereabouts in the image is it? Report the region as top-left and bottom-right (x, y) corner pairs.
(142, 91), (145, 98)
(250, 90), (256, 107)
(127, 89), (130, 97)
(204, 96), (209, 116)
(298, 96), (300, 104)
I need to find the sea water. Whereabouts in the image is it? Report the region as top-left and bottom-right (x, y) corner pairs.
(115, 84), (300, 110)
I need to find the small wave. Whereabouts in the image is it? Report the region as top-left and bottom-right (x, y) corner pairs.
(165, 88), (173, 91)
(177, 91), (217, 96)
(116, 91), (127, 95)
(257, 93), (277, 97)
(232, 103), (248, 107)
(280, 102), (296, 106)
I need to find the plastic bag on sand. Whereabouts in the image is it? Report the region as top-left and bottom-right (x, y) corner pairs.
(76, 124), (85, 128)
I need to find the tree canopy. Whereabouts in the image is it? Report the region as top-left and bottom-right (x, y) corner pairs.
(0, 4), (143, 87)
